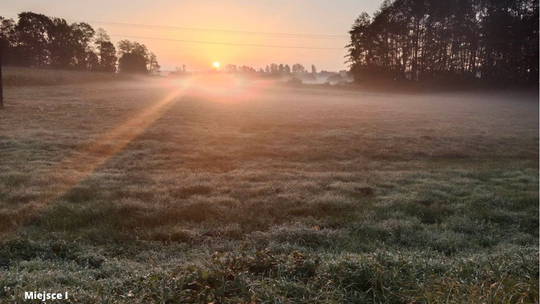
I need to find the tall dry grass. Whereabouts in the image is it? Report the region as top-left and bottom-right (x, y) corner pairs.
(2, 66), (140, 86)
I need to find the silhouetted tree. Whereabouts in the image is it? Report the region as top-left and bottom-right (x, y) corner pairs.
(85, 51), (99, 71)
(47, 17), (74, 69)
(15, 12), (51, 68)
(169, 65), (190, 77)
(70, 22), (95, 70)
(270, 63), (278, 73)
(292, 63), (305, 74)
(118, 53), (147, 74)
(117, 39), (160, 74)
(117, 40), (149, 59)
(95, 29), (117, 72)
(347, 0), (539, 85)
(225, 64), (238, 73)
(0, 17), (17, 65)
(239, 65), (256, 73)
(116, 40), (134, 56)
(284, 64), (291, 74)
(0, 12), (162, 74)
(147, 51), (160, 75)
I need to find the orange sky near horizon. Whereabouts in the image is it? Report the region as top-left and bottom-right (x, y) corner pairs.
(3, 0), (382, 71)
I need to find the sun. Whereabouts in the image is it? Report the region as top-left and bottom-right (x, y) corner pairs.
(213, 61), (220, 68)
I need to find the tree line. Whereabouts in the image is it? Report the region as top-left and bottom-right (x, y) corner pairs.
(0, 12), (160, 74)
(260, 63), (317, 74)
(347, 0), (538, 86)
(221, 63), (319, 75)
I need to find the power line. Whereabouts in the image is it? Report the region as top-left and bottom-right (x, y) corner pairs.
(2, 14), (347, 50)
(109, 34), (346, 50)
(70, 19), (349, 39)
(2, 14), (348, 39)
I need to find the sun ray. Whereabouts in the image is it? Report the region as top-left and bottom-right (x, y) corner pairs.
(0, 87), (185, 236)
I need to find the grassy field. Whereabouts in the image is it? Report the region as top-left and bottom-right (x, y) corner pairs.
(0, 78), (538, 303)
(2, 67), (139, 87)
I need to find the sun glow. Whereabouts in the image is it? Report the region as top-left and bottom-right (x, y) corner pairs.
(167, 73), (273, 104)
(213, 61), (220, 68)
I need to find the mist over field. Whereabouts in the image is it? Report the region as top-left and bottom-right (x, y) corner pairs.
(0, 0), (538, 302)
(0, 73), (538, 303)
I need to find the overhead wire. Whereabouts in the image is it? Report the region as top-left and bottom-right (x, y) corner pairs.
(2, 15), (348, 39)
(108, 34), (345, 50)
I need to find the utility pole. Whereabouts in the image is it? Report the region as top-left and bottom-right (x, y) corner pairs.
(0, 31), (3, 109)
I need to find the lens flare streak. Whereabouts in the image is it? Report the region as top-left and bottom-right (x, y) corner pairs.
(0, 88), (184, 235)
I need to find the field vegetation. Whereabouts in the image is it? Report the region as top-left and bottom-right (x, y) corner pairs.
(0, 77), (538, 303)
(2, 67), (139, 87)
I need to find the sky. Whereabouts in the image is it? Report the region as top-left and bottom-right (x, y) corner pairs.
(3, 0), (382, 71)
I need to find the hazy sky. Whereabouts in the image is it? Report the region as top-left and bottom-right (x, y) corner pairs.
(3, 0), (382, 71)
